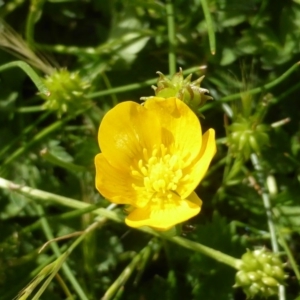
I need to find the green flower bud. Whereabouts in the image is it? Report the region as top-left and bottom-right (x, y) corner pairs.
(40, 69), (91, 117)
(234, 248), (286, 298)
(227, 116), (270, 159)
(143, 68), (212, 116)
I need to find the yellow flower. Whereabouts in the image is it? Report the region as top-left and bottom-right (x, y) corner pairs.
(95, 97), (216, 230)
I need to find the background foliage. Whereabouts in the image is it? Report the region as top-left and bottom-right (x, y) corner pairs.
(0, 0), (300, 299)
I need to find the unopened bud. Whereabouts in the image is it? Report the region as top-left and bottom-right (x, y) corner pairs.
(227, 116), (270, 159)
(143, 68), (212, 116)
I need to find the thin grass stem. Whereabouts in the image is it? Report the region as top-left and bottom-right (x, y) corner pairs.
(200, 0), (216, 55)
(250, 154), (286, 300)
(0, 111), (50, 160)
(166, 0), (176, 75)
(220, 62), (300, 102)
(0, 108), (88, 169)
(101, 240), (154, 300)
(25, 0), (46, 48)
(34, 204), (89, 300)
(0, 61), (49, 95)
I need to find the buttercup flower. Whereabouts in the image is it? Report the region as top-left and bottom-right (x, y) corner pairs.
(95, 97), (216, 230)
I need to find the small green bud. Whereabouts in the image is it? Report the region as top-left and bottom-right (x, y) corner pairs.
(227, 116), (270, 159)
(144, 68), (212, 116)
(41, 69), (91, 117)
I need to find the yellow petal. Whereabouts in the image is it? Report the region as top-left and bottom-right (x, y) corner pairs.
(178, 128), (216, 198)
(95, 153), (137, 205)
(125, 193), (202, 230)
(99, 101), (161, 170)
(186, 191), (202, 206)
(144, 97), (202, 166)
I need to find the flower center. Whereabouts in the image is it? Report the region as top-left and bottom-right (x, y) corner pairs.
(131, 144), (189, 207)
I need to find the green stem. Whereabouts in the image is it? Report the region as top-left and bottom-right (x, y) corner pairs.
(40, 149), (86, 174)
(30, 255), (67, 300)
(102, 241), (153, 300)
(55, 273), (74, 300)
(250, 154), (286, 300)
(251, 0), (268, 27)
(220, 61), (300, 102)
(25, 0), (45, 48)
(1, 118), (64, 167)
(201, 61), (300, 114)
(0, 111), (50, 160)
(32, 217), (107, 300)
(19, 261), (57, 300)
(30, 210), (112, 300)
(0, 0), (26, 17)
(36, 30), (153, 56)
(21, 203), (104, 234)
(200, 0), (216, 55)
(4, 254), (58, 300)
(276, 228), (300, 282)
(166, 236), (241, 269)
(0, 61), (49, 96)
(0, 177), (123, 223)
(271, 81), (300, 104)
(204, 156), (227, 178)
(87, 66), (205, 99)
(0, 108), (87, 169)
(16, 105), (45, 113)
(101, 72), (119, 106)
(0, 177), (242, 271)
(166, 0), (176, 75)
(133, 241), (156, 286)
(250, 155), (278, 251)
(34, 204), (89, 300)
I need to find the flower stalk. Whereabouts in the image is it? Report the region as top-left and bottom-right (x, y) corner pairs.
(0, 177), (242, 271)
(250, 154), (286, 300)
(166, 0), (176, 75)
(102, 239), (158, 300)
(0, 61), (49, 96)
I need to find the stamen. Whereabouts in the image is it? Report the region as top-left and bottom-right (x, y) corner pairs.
(143, 148), (148, 161)
(141, 166), (148, 176)
(131, 170), (140, 177)
(129, 144), (186, 207)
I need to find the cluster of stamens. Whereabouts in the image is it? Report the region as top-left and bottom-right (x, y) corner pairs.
(131, 144), (187, 207)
